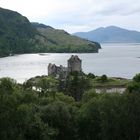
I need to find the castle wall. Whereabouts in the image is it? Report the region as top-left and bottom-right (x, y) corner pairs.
(48, 63), (67, 79)
(48, 63), (57, 76)
(68, 55), (82, 73)
(68, 60), (82, 72)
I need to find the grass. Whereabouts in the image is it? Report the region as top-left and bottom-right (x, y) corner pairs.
(91, 76), (130, 88)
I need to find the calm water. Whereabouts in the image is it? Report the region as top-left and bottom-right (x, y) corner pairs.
(0, 43), (140, 83)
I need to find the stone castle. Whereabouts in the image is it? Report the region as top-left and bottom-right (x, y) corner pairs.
(48, 55), (82, 79)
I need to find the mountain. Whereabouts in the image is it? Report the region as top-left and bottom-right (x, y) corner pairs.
(0, 8), (101, 57)
(32, 22), (101, 53)
(0, 7), (37, 57)
(73, 26), (140, 43)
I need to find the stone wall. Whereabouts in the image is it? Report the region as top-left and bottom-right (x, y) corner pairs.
(67, 55), (82, 73)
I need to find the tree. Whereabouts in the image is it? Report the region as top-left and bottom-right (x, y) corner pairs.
(127, 73), (140, 94)
(24, 76), (59, 98)
(99, 94), (126, 140)
(100, 74), (108, 82)
(133, 73), (140, 83)
(41, 101), (76, 140)
(87, 73), (96, 79)
(77, 97), (101, 140)
(0, 77), (56, 140)
(65, 72), (91, 101)
(0, 78), (16, 95)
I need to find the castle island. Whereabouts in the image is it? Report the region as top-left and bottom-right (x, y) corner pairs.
(48, 55), (82, 79)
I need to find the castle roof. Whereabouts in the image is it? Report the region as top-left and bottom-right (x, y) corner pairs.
(68, 55), (81, 62)
(48, 63), (56, 68)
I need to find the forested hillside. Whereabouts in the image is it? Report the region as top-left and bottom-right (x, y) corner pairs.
(32, 23), (101, 53)
(0, 8), (36, 57)
(0, 7), (101, 57)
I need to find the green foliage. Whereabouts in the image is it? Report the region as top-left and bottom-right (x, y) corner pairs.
(87, 73), (96, 79)
(55, 92), (75, 104)
(0, 8), (101, 57)
(77, 92), (140, 140)
(0, 77), (57, 140)
(100, 74), (108, 82)
(133, 73), (140, 82)
(92, 76), (129, 88)
(0, 74), (140, 140)
(65, 72), (91, 101)
(77, 97), (101, 140)
(41, 101), (76, 140)
(32, 23), (101, 53)
(127, 73), (140, 94)
(82, 89), (98, 103)
(24, 76), (59, 97)
(127, 82), (140, 94)
(0, 8), (36, 57)
(0, 77), (16, 95)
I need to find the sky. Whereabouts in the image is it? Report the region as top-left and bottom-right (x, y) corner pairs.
(0, 0), (140, 33)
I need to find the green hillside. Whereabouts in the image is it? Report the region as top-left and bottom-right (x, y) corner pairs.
(0, 7), (101, 57)
(33, 23), (101, 53)
(0, 8), (36, 57)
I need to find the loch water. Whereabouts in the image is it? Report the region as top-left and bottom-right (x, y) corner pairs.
(0, 43), (140, 83)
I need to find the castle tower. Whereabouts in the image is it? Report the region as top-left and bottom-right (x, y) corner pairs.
(48, 63), (57, 76)
(68, 55), (82, 73)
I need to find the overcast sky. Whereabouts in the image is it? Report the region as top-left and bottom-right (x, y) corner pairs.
(0, 0), (140, 33)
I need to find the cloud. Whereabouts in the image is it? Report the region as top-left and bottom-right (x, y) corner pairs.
(97, 2), (140, 16)
(0, 0), (140, 33)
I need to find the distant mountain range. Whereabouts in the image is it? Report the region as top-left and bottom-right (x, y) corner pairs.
(73, 26), (140, 43)
(0, 7), (100, 57)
